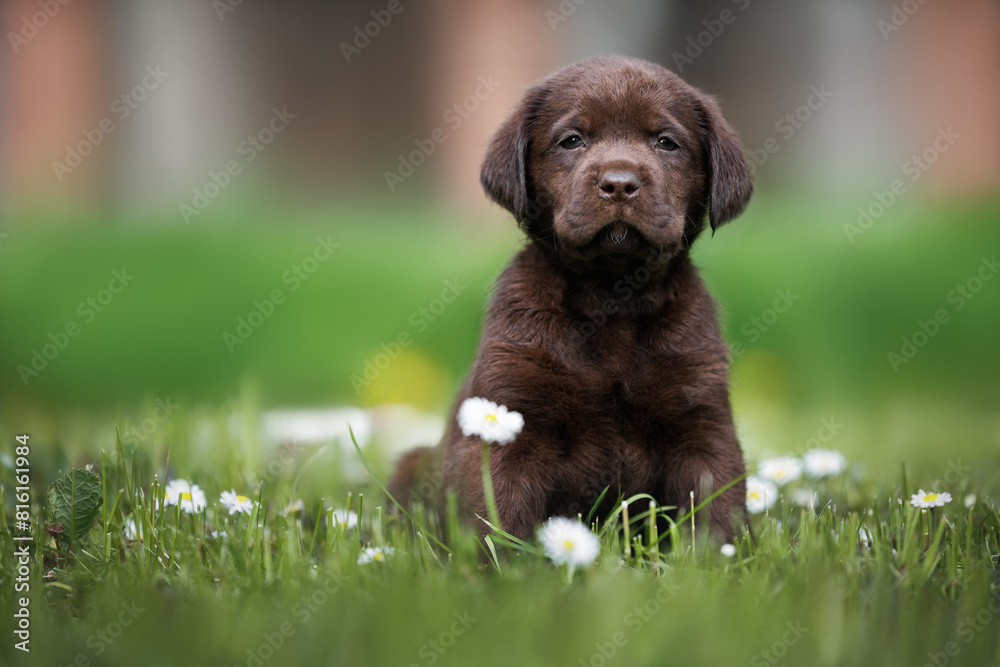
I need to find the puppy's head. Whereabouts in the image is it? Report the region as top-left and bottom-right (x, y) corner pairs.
(481, 56), (752, 266)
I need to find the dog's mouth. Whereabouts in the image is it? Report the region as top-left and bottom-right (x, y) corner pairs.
(597, 220), (643, 253)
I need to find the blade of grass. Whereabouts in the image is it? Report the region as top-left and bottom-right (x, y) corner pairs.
(348, 425), (450, 553)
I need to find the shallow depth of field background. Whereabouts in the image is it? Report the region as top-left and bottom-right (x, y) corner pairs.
(1, 0), (999, 664)
(2, 0), (999, 476)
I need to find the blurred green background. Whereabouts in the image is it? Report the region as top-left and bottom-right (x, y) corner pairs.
(0, 0), (998, 505)
(2, 196), (1000, 411)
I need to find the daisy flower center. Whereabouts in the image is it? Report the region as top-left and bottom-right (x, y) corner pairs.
(374, 553), (383, 561)
(236, 495), (248, 503)
(748, 492), (761, 499)
(181, 492), (192, 501)
(924, 493), (939, 502)
(563, 539), (575, 550)
(484, 413), (498, 423)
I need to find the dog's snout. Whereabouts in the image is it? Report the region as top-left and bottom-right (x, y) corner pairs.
(598, 170), (641, 201)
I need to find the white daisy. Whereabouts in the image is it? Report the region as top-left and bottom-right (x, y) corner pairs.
(163, 479), (207, 514)
(720, 543), (736, 557)
(538, 517), (600, 568)
(802, 449), (847, 479)
(282, 499), (305, 516)
(745, 475), (778, 514)
(758, 457), (803, 486)
(858, 525), (873, 549)
(456, 397), (524, 445)
(123, 517), (143, 540)
(910, 489), (952, 508)
(357, 546), (393, 564)
(219, 490), (255, 516)
(329, 508), (358, 530)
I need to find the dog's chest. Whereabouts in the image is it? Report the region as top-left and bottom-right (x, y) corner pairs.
(559, 312), (717, 437)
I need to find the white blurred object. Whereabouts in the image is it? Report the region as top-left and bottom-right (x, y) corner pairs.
(241, 406), (444, 485)
(259, 407), (372, 450)
(368, 404), (446, 457)
(790, 488), (819, 510)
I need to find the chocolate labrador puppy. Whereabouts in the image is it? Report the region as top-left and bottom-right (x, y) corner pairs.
(390, 55), (752, 543)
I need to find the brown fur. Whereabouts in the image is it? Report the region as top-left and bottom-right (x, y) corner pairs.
(389, 56), (753, 543)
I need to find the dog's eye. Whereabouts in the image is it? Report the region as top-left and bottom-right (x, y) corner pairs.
(657, 137), (679, 151)
(558, 135), (584, 149)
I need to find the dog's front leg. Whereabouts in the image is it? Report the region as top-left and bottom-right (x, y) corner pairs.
(664, 437), (747, 544)
(451, 435), (554, 542)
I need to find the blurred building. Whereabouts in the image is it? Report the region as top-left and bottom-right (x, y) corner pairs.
(2, 0), (998, 220)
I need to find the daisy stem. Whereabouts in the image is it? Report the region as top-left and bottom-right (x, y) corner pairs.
(925, 507), (938, 547)
(480, 441), (503, 532)
(921, 509), (928, 550)
(170, 502), (181, 567)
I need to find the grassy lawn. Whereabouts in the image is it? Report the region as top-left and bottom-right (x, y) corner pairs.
(0, 410), (998, 667)
(1, 196), (999, 666)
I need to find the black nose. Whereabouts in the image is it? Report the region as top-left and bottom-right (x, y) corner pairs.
(598, 171), (641, 201)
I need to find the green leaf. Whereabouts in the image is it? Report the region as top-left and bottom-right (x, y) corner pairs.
(47, 469), (103, 545)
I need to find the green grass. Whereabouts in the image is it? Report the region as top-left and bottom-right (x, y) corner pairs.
(1, 196), (999, 409)
(1, 402), (998, 667)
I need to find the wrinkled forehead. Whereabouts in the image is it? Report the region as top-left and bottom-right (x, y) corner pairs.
(535, 63), (700, 140)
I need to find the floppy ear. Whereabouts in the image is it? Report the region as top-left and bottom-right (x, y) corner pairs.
(697, 95), (753, 231)
(480, 84), (547, 224)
